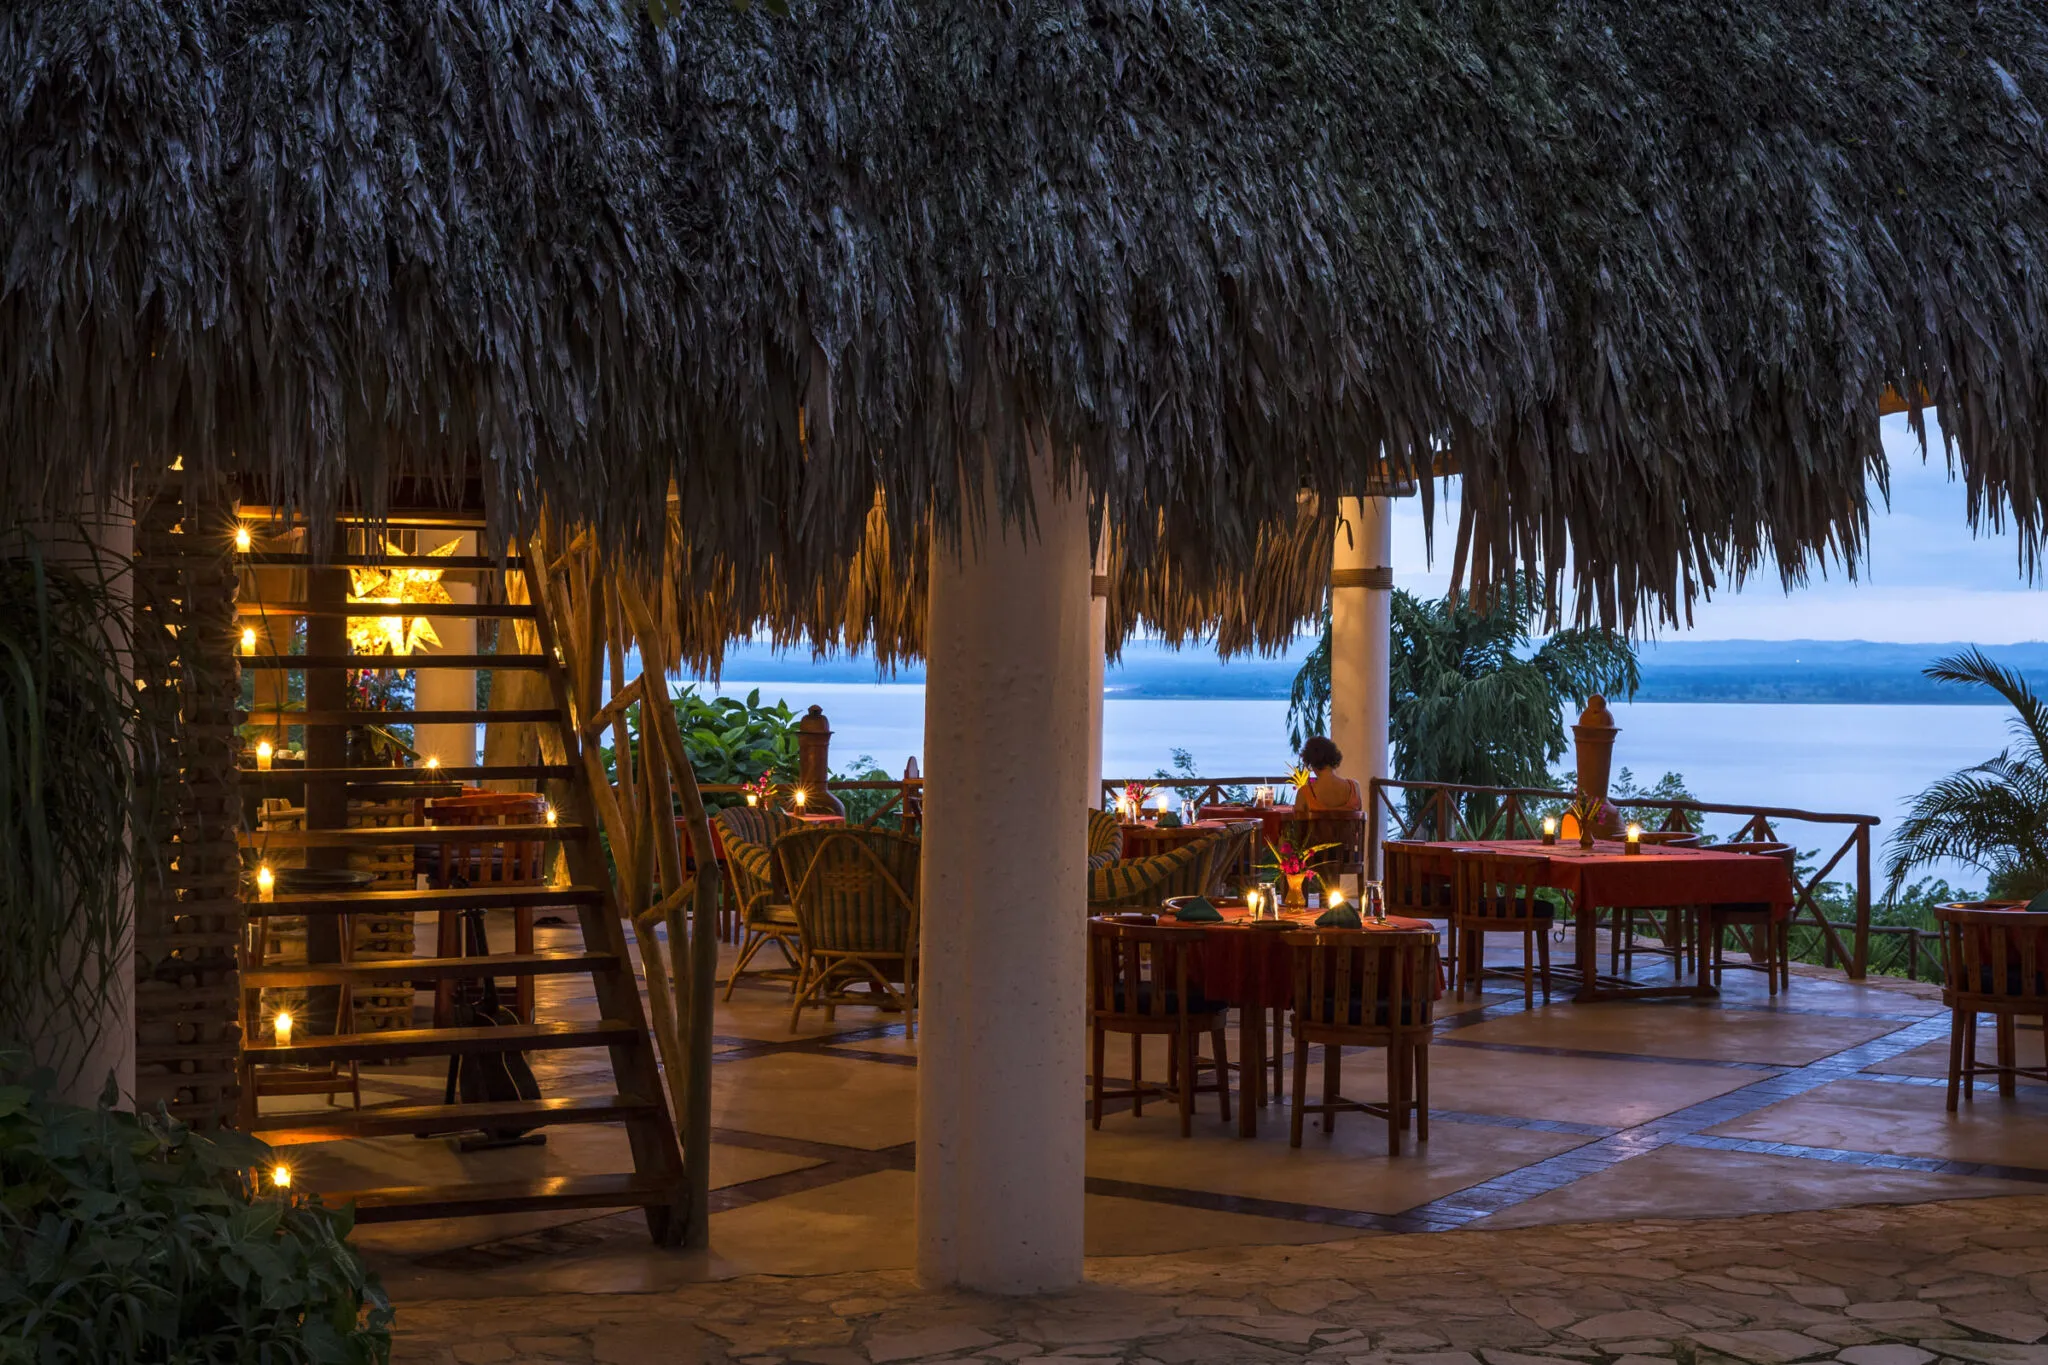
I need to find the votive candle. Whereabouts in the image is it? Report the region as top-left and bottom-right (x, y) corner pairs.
(1625, 822), (1643, 855)
(273, 1011), (293, 1047)
(239, 626), (257, 656)
(255, 740), (273, 771)
(255, 864), (275, 902)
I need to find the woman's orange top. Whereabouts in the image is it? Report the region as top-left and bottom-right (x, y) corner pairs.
(1299, 774), (1363, 813)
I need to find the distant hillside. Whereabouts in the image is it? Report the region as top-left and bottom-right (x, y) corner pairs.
(695, 637), (2048, 705)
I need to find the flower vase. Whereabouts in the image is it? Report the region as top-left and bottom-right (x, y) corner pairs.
(1283, 872), (1310, 909)
(1578, 825), (1596, 851)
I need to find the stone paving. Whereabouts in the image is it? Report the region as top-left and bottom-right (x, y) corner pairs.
(391, 1192), (2048, 1365)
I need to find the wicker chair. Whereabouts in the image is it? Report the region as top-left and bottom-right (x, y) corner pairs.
(1284, 928), (1438, 1154)
(1450, 850), (1554, 1005)
(1088, 919), (1231, 1136)
(1701, 841), (1796, 995)
(1284, 811), (1368, 884)
(775, 826), (922, 1034)
(1934, 903), (2048, 1109)
(1087, 808), (1124, 871)
(718, 805), (801, 1000)
(1087, 823), (1254, 911)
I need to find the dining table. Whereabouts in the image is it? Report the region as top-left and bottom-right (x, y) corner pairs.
(1197, 804), (1293, 847)
(1153, 902), (1438, 1137)
(1402, 838), (1794, 1002)
(1120, 819), (1229, 860)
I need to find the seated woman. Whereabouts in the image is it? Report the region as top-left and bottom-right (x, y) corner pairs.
(1296, 735), (1363, 813)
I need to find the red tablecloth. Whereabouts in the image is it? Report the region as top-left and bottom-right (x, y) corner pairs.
(1156, 905), (1438, 1009)
(1407, 839), (1793, 915)
(1198, 806), (1292, 846)
(1120, 820), (1228, 859)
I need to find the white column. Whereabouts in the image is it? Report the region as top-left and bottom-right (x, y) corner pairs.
(413, 532), (477, 769)
(1329, 495), (1393, 802)
(918, 449), (1090, 1294)
(1085, 531), (1109, 809)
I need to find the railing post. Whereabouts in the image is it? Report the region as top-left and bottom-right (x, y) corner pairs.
(1852, 823), (1871, 980)
(1367, 778), (1383, 879)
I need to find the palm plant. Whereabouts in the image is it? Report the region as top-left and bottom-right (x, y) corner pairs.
(1289, 578), (1640, 795)
(1885, 649), (2048, 902)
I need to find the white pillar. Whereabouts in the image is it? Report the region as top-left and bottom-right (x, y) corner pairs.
(918, 449), (1090, 1293)
(413, 532), (477, 769)
(1085, 532), (1109, 809)
(1329, 496), (1393, 800)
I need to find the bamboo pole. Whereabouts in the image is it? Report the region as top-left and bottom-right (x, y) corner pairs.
(621, 581), (718, 1249)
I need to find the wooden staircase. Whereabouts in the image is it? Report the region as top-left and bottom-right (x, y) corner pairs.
(232, 511), (687, 1242)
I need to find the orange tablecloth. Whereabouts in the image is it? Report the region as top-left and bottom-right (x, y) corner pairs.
(1408, 839), (1793, 915)
(1156, 904), (1437, 1009)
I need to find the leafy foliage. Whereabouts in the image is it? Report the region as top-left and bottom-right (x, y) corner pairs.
(0, 541), (148, 1087)
(1151, 748), (1250, 806)
(1885, 649), (2048, 900)
(612, 689), (801, 812)
(831, 753), (910, 829)
(1289, 581), (1640, 791)
(0, 1058), (392, 1363)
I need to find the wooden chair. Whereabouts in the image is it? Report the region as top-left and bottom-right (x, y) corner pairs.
(1204, 820), (1263, 897)
(717, 805), (801, 999)
(1384, 837), (1458, 965)
(425, 793), (547, 1025)
(1701, 841), (1795, 995)
(1609, 830), (1702, 977)
(775, 826), (921, 1034)
(1286, 810), (1367, 884)
(1450, 850), (1553, 1005)
(1935, 903), (2048, 1110)
(1284, 929), (1437, 1154)
(1087, 919), (1231, 1137)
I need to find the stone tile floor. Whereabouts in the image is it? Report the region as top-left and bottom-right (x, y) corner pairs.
(392, 1193), (2048, 1364)
(256, 916), (2048, 1361)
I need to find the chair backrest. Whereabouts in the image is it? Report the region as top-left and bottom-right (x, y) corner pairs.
(1285, 811), (1367, 878)
(775, 826), (921, 955)
(1087, 808), (1125, 870)
(1284, 929), (1437, 1032)
(426, 793), (547, 886)
(1383, 840), (1454, 917)
(1202, 821), (1263, 896)
(1935, 904), (2048, 1006)
(1637, 831), (1702, 848)
(1451, 850), (1550, 923)
(1087, 919), (1201, 1023)
(718, 803), (797, 849)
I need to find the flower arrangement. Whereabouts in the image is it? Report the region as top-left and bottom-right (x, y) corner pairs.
(1563, 793), (1618, 848)
(741, 772), (777, 806)
(1115, 781), (1153, 821)
(1289, 766), (1314, 791)
(1259, 838), (1338, 878)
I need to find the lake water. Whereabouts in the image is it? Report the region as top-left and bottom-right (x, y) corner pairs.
(702, 680), (2015, 888)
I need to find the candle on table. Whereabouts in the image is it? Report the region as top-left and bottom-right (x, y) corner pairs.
(1625, 822), (1642, 855)
(793, 787), (807, 810)
(1541, 816), (1558, 845)
(273, 1011), (293, 1047)
(745, 792), (759, 806)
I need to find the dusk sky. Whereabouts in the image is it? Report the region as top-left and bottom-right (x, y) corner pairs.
(1392, 414), (2048, 644)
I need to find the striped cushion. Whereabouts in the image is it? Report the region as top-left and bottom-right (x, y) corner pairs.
(1088, 839), (1210, 909)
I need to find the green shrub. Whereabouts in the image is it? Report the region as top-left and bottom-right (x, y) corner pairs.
(0, 1062), (391, 1364)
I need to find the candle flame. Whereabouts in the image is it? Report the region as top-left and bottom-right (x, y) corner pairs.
(256, 740), (273, 761)
(234, 525), (252, 552)
(255, 864), (274, 900)
(792, 787), (807, 808)
(1542, 816), (1557, 834)
(1329, 887), (1345, 908)
(274, 1011), (292, 1045)
(1626, 823), (1642, 839)
(424, 755), (440, 770)
(239, 626), (256, 654)
(272, 1164), (292, 1190)
(544, 805), (558, 826)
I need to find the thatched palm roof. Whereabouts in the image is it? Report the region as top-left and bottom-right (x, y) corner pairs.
(8, 0), (2048, 649)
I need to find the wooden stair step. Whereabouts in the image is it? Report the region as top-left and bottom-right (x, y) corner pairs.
(245, 765), (574, 785)
(242, 708), (560, 725)
(239, 553), (525, 572)
(239, 654), (551, 670)
(330, 1173), (679, 1223)
(240, 824), (586, 848)
(254, 1094), (658, 1145)
(237, 602), (536, 619)
(251, 884), (603, 916)
(247, 1019), (637, 1065)
(242, 951), (617, 988)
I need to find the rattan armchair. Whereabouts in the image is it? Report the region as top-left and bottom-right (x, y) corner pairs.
(718, 805), (801, 1000)
(1086, 822), (1256, 911)
(1088, 808), (1124, 871)
(775, 826), (922, 1034)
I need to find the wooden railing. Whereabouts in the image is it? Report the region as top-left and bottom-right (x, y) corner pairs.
(1366, 777), (1880, 981)
(699, 778), (924, 829)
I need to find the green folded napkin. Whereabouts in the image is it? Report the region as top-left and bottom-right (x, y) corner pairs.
(1156, 811), (1183, 829)
(1171, 897), (1223, 922)
(1315, 904), (1363, 928)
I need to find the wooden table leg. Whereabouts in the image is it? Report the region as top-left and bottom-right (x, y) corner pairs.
(1238, 1007), (1263, 1138)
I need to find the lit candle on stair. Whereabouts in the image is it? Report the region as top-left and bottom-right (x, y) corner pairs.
(239, 626), (256, 656)
(255, 739), (273, 771)
(256, 864), (274, 902)
(235, 524), (253, 553)
(273, 1011), (293, 1047)
(544, 804), (558, 827)
(271, 1164), (292, 1191)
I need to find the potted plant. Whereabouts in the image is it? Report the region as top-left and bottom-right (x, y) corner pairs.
(1259, 838), (1340, 908)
